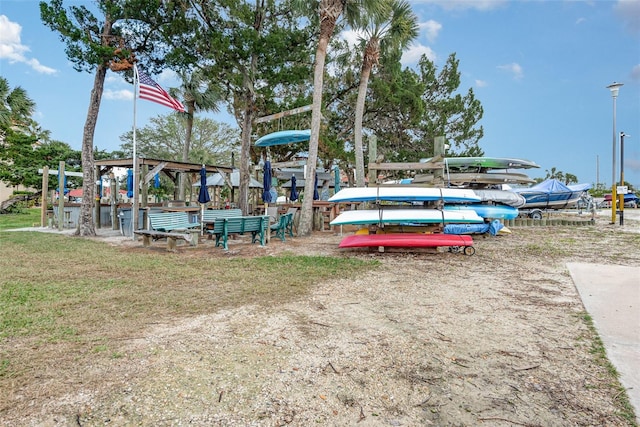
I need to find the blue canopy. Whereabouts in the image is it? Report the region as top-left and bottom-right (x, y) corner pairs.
(567, 182), (592, 192)
(198, 167), (211, 204)
(313, 172), (319, 200)
(56, 175), (69, 195)
(255, 129), (311, 147)
(126, 169), (133, 198)
(530, 179), (571, 193)
(333, 165), (341, 193)
(262, 160), (272, 203)
(516, 179), (591, 194)
(290, 175), (299, 201)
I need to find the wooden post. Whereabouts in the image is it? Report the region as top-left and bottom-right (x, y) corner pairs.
(265, 201), (270, 243)
(41, 166), (49, 227)
(58, 161), (65, 231)
(368, 134), (377, 185)
(140, 164), (149, 230)
(110, 173), (118, 230)
(141, 164), (149, 208)
(433, 136), (445, 186)
(94, 165), (101, 229)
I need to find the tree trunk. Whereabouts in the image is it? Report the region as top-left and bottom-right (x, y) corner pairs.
(77, 65), (108, 236)
(297, 33), (331, 237)
(298, 0), (343, 236)
(238, 99), (253, 215)
(179, 104), (194, 201)
(76, 16), (116, 237)
(354, 63), (372, 187)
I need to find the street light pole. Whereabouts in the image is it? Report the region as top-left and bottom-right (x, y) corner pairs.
(619, 132), (628, 226)
(606, 82), (623, 224)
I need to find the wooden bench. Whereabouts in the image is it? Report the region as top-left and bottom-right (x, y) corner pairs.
(133, 212), (201, 251)
(270, 212), (294, 242)
(206, 215), (269, 250)
(148, 211), (200, 232)
(134, 229), (198, 252)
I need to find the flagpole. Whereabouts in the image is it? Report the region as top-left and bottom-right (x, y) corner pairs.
(131, 64), (139, 240)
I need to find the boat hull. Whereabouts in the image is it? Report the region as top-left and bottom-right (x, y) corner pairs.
(255, 129), (311, 147)
(414, 172), (534, 185)
(420, 156), (540, 170)
(517, 192), (583, 209)
(328, 187), (481, 204)
(330, 209), (484, 226)
(444, 204), (519, 219)
(514, 179), (592, 210)
(339, 233), (473, 249)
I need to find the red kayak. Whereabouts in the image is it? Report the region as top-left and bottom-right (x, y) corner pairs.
(339, 233), (475, 255)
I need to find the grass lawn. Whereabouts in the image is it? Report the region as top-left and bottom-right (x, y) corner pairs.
(0, 207), (42, 231)
(0, 223), (378, 380)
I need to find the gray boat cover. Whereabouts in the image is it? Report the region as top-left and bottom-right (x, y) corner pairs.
(472, 189), (527, 208)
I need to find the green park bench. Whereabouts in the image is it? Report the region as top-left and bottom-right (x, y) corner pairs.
(148, 211), (200, 232)
(201, 208), (243, 232)
(133, 211), (201, 251)
(207, 215), (269, 250)
(270, 212), (294, 242)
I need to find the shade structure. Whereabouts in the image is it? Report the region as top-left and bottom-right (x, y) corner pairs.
(255, 129), (311, 147)
(290, 175), (299, 201)
(313, 172), (319, 200)
(194, 171), (263, 188)
(197, 166), (210, 204)
(126, 169), (133, 198)
(262, 160), (272, 203)
(281, 178), (331, 188)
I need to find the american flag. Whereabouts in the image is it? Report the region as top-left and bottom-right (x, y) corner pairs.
(138, 70), (185, 112)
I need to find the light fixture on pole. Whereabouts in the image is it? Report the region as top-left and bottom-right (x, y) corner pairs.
(606, 82), (623, 224)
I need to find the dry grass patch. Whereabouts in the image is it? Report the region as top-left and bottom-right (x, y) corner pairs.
(0, 232), (377, 381)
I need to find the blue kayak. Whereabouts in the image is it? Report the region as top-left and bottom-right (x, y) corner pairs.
(444, 204), (518, 220)
(255, 129), (311, 147)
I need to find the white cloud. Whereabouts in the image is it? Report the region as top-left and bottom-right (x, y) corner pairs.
(401, 44), (436, 66)
(420, 19), (442, 43)
(497, 62), (523, 80)
(157, 68), (179, 83)
(409, 0), (507, 11)
(341, 29), (360, 48)
(0, 15), (57, 74)
(614, 0), (640, 33)
(106, 74), (122, 84)
(475, 79), (488, 88)
(103, 89), (133, 101)
(631, 64), (640, 81)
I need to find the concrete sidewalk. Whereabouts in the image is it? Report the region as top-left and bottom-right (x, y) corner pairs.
(568, 263), (640, 424)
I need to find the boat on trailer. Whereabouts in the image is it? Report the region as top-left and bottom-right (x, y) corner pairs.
(513, 179), (591, 209)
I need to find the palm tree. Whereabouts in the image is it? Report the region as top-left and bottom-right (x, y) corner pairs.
(175, 70), (223, 200)
(294, 0), (381, 237)
(545, 167), (565, 182)
(0, 77), (37, 137)
(352, 0), (417, 187)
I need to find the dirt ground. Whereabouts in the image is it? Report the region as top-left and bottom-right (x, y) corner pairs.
(2, 211), (640, 426)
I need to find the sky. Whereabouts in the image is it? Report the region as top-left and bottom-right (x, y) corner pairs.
(1, 0), (639, 189)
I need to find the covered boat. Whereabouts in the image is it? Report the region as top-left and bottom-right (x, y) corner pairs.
(472, 189), (527, 208)
(514, 179), (591, 209)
